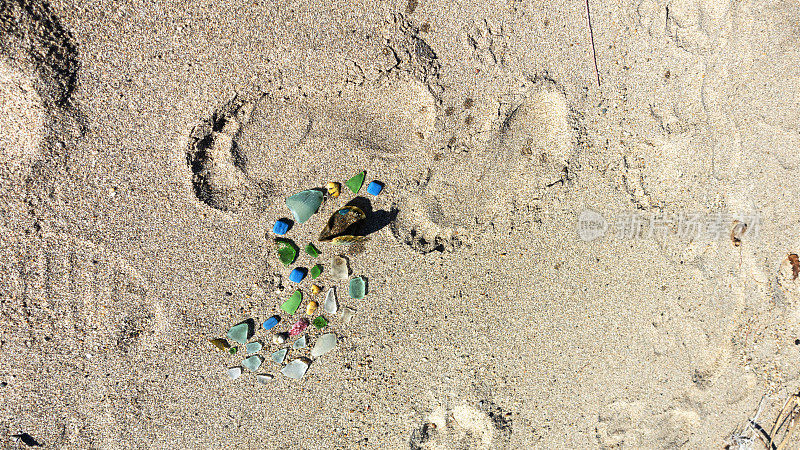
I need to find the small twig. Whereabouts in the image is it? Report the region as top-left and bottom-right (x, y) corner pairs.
(745, 392), (800, 450)
(584, 0), (601, 87)
(749, 420), (778, 450)
(778, 418), (798, 450)
(768, 396), (794, 446)
(776, 398), (800, 450)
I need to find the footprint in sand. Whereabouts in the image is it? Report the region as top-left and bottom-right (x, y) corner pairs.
(390, 76), (577, 252)
(596, 400), (702, 449)
(0, 0), (81, 198)
(0, 3), (164, 444)
(409, 400), (513, 449)
(185, 75), (436, 210)
(0, 0), (163, 353)
(184, 16), (578, 255)
(185, 79), (577, 253)
(184, 74), (475, 254)
(497, 78), (575, 189)
(0, 59), (45, 180)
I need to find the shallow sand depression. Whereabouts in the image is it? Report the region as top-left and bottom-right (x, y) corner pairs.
(1, 0), (800, 448)
(0, 61), (45, 178)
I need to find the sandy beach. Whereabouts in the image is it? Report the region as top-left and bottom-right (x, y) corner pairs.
(1, 0), (800, 448)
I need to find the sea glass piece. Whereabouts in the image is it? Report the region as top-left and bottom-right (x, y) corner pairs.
(312, 316), (328, 329)
(262, 315), (280, 331)
(273, 219), (290, 235)
(331, 256), (349, 280)
(341, 306), (355, 323)
(323, 287), (337, 314)
(305, 243), (320, 257)
(209, 338), (229, 351)
(292, 335), (307, 349)
(367, 180), (383, 195)
(245, 342), (262, 354)
(280, 290), (302, 314)
(285, 189), (324, 224)
(229, 347), (238, 355)
(345, 171), (366, 193)
(276, 239), (298, 266)
(349, 277), (365, 299)
(242, 355), (262, 371)
(311, 333), (337, 358)
(256, 374), (274, 384)
(281, 359), (310, 379)
(310, 264), (322, 279)
(311, 284), (322, 295)
(289, 268), (306, 283)
(227, 367), (242, 380)
(289, 318), (309, 336)
(319, 206), (366, 242)
(271, 348), (287, 364)
(227, 321), (252, 344)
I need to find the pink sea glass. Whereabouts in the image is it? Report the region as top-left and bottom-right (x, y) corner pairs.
(289, 318), (309, 336)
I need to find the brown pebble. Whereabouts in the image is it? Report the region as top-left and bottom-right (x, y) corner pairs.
(789, 254), (800, 280)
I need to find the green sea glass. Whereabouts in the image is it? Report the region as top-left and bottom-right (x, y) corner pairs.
(242, 355), (262, 371)
(271, 348), (287, 364)
(312, 316), (328, 329)
(281, 359), (309, 379)
(280, 290), (302, 314)
(227, 322), (251, 344)
(292, 335), (307, 349)
(310, 264), (322, 279)
(349, 277), (365, 299)
(285, 190), (324, 224)
(345, 171), (366, 193)
(305, 243), (320, 257)
(276, 239), (298, 266)
(245, 342), (262, 354)
(311, 333), (337, 358)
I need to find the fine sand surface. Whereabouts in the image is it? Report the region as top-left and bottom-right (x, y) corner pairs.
(1, 0), (800, 448)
